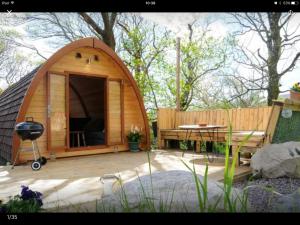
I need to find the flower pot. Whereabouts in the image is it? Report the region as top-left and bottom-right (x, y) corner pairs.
(290, 90), (300, 101)
(128, 142), (140, 152)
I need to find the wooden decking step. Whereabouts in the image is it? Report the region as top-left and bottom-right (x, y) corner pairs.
(216, 166), (252, 183)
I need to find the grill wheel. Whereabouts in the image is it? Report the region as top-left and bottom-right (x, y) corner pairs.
(38, 157), (47, 165)
(31, 161), (41, 171)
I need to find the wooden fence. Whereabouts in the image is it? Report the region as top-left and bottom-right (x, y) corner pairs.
(157, 106), (272, 132)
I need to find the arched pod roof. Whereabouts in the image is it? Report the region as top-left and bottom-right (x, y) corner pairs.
(0, 37), (150, 163)
(0, 67), (40, 162)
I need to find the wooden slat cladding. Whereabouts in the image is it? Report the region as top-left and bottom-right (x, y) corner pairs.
(108, 80), (123, 144)
(19, 75), (48, 159)
(158, 107), (272, 131)
(49, 74), (67, 148)
(49, 47), (124, 79)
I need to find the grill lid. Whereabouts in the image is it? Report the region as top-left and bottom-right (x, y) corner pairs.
(15, 117), (44, 141)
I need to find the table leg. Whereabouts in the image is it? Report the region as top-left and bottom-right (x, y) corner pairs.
(72, 133), (74, 148)
(206, 129), (215, 162)
(213, 128), (220, 159)
(82, 132), (86, 146)
(196, 141), (201, 153)
(182, 129), (193, 157)
(77, 133), (80, 147)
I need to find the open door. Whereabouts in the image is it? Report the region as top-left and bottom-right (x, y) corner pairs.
(68, 74), (106, 148)
(47, 73), (67, 151)
(108, 79), (124, 145)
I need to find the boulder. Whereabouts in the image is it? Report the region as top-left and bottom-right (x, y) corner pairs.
(99, 170), (244, 212)
(251, 142), (300, 178)
(272, 188), (300, 212)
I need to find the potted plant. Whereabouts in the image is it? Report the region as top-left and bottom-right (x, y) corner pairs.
(127, 125), (143, 152)
(290, 82), (300, 101)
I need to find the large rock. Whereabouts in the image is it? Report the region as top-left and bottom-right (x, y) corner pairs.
(272, 188), (300, 212)
(99, 170), (245, 212)
(251, 142), (300, 178)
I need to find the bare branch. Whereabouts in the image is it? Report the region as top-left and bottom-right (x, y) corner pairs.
(279, 13), (292, 28)
(257, 48), (268, 63)
(78, 12), (105, 36)
(279, 52), (300, 76)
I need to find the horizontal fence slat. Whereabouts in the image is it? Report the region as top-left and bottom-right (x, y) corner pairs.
(158, 106), (272, 132)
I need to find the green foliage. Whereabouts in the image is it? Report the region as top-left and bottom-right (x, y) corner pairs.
(181, 161), (211, 212)
(213, 143), (226, 154)
(291, 82), (300, 92)
(127, 132), (142, 142)
(159, 26), (229, 111)
(119, 14), (171, 114)
(0, 186), (43, 213)
(222, 110), (252, 212)
(0, 196), (42, 213)
(179, 115), (250, 212)
(127, 126), (143, 142)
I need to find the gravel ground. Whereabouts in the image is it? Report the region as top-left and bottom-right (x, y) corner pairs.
(234, 177), (300, 212)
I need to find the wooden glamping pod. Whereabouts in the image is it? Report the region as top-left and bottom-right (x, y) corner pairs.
(0, 37), (150, 164)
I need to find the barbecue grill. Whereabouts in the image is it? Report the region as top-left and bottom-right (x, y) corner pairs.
(12, 117), (47, 171)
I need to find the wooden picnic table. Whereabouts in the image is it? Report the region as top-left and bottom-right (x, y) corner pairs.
(178, 125), (227, 130)
(178, 124), (227, 162)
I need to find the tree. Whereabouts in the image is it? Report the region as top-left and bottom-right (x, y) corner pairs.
(0, 27), (41, 85)
(78, 13), (117, 50)
(162, 22), (227, 111)
(24, 13), (118, 50)
(224, 77), (266, 107)
(230, 13), (300, 105)
(117, 14), (171, 118)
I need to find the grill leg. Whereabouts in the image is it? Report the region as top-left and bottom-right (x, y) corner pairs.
(32, 141), (38, 161)
(11, 148), (22, 169)
(33, 140), (42, 158)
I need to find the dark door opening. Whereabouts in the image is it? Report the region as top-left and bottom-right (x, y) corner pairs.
(69, 74), (106, 148)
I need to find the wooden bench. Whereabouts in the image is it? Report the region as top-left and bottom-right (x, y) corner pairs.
(157, 104), (282, 167)
(160, 129), (265, 151)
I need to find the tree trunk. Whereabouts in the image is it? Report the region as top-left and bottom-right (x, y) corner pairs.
(267, 73), (280, 105)
(266, 13), (281, 106)
(230, 13), (300, 106)
(78, 12), (117, 51)
(102, 29), (116, 51)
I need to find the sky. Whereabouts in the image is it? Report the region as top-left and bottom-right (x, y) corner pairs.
(140, 13), (300, 94)
(1, 12), (299, 94)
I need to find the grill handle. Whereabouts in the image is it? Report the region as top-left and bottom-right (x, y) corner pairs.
(30, 131), (42, 134)
(25, 117), (34, 122)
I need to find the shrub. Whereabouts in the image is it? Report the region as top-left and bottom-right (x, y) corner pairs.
(0, 186), (43, 213)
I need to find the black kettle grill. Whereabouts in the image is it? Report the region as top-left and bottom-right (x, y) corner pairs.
(12, 117), (47, 171)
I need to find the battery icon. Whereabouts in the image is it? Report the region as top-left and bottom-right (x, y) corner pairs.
(291, 1), (295, 4)
(291, 1), (299, 4)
